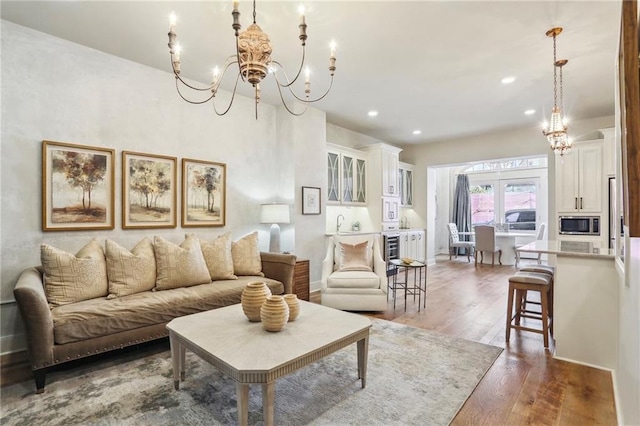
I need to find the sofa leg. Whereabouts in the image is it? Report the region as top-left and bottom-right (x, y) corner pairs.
(34, 370), (46, 394)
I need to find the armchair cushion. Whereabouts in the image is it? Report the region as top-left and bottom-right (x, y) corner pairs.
(337, 241), (372, 272)
(333, 235), (374, 271)
(327, 270), (380, 289)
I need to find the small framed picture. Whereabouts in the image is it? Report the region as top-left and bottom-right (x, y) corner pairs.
(42, 140), (115, 231)
(122, 151), (177, 229)
(182, 158), (227, 227)
(302, 186), (321, 215)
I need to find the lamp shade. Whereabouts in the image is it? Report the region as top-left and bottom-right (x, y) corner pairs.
(260, 203), (290, 224)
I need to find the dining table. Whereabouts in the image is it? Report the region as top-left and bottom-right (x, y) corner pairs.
(458, 230), (535, 266)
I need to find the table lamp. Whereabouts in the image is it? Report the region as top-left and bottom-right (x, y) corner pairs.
(260, 203), (290, 253)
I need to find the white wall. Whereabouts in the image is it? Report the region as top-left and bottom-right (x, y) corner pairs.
(277, 106), (327, 291)
(326, 123), (382, 150)
(401, 115), (615, 251)
(617, 237), (640, 425)
(0, 21), (328, 353)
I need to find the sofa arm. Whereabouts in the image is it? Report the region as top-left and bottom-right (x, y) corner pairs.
(13, 267), (55, 370)
(260, 252), (297, 294)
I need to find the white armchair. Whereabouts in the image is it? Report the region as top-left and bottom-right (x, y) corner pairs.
(321, 234), (388, 311)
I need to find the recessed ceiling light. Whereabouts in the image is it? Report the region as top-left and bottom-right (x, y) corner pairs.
(368, 110), (378, 117)
(412, 130), (422, 135)
(524, 109), (536, 115)
(501, 76), (516, 84)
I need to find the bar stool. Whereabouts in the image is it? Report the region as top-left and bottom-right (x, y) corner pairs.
(517, 265), (555, 320)
(505, 271), (553, 348)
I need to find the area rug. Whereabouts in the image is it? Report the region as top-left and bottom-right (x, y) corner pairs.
(1, 319), (502, 426)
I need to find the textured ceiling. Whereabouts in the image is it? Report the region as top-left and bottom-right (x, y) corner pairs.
(0, 1), (622, 145)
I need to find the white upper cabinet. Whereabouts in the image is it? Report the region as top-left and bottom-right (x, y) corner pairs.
(327, 144), (367, 205)
(399, 162), (414, 207)
(556, 140), (602, 213)
(381, 148), (400, 197)
(359, 143), (403, 230)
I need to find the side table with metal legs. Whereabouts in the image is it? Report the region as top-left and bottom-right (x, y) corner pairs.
(388, 259), (427, 311)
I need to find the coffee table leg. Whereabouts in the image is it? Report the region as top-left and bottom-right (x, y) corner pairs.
(357, 335), (369, 388)
(169, 335), (182, 390)
(236, 383), (249, 426)
(262, 382), (275, 426)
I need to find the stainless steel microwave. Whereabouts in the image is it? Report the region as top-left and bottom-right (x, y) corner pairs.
(558, 216), (600, 235)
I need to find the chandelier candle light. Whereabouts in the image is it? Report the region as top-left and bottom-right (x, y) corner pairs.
(167, 1), (336, 118)
(542, 27), (571, 156)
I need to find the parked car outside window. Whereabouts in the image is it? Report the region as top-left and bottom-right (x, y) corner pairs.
(504, 208), (536, 230)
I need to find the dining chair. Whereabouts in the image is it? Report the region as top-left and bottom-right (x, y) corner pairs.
(475, 225), (502, 267)
(515, 223), (546, 267)
(446, 223), (475, 262)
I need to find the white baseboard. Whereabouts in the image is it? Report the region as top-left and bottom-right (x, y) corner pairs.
(310, 280), (322, 294)
(552, 353), (614, 372)
(0, 333), (26, 356)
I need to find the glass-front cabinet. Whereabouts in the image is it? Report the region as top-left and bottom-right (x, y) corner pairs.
(327, 144), (367, 205)
(399, 162), (414, 207)
(355, 158), (366, 203)
(328, 151), (340, 203)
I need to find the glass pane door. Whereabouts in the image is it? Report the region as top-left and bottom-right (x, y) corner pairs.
(342, 155), (354, 203)
(470, 183), (496, 227)
(502, 179), (539, 232)
(406, 170), (413, 205)
(356, 158), (366, 203)
(327, 152), (339, 202)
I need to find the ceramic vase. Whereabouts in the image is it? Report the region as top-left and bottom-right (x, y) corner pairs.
(284, 294), (300, 322)
(260, 295), (290, 332)
(241, 282), (272, 322)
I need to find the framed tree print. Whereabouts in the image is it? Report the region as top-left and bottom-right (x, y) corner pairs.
(122, 151), (177, 229)
(182, 158), (227, 227)
(42, 140), (115, 231)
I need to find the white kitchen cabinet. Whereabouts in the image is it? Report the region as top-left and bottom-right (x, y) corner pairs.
(399, 162), (414, 207)
(327, 144), (367, 205)
(556, 140), (602, 213)
(359, 143), (403, 230)
(382, 196), (400, 227)
(399, 230), (426, 261)
(382, 148), (400, 197)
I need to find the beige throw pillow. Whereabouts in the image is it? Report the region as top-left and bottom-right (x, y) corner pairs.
(231, 232), (264, 276)
(41, 238), (108, 307)
(153, 235), (211, 290)
(105, 238), (156, 298)
(190, 232), (237, 281)
(338, 241), (373, 272)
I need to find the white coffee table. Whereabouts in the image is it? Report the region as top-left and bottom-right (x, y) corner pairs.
(166, 301), (372, 426)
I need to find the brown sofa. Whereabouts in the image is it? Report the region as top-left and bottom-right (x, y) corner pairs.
(13, 252), (296, 393)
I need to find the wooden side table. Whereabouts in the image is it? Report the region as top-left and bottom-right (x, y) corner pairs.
(293, 258), (310, 301)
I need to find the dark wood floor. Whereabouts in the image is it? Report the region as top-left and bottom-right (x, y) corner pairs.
(365, 255), (618, 425)
(3, 255), (617, 425)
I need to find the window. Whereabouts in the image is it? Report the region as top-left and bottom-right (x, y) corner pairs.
(470, 184), (495, 226)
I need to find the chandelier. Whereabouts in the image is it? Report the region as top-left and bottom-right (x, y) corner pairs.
(167, 1), (336, 118)
(542, 27), (570, 156)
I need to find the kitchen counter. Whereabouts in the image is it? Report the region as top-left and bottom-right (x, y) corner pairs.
(516, 240), (615, 259)
(324, 231), (381, 237)
(516, 240), (617, 369)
